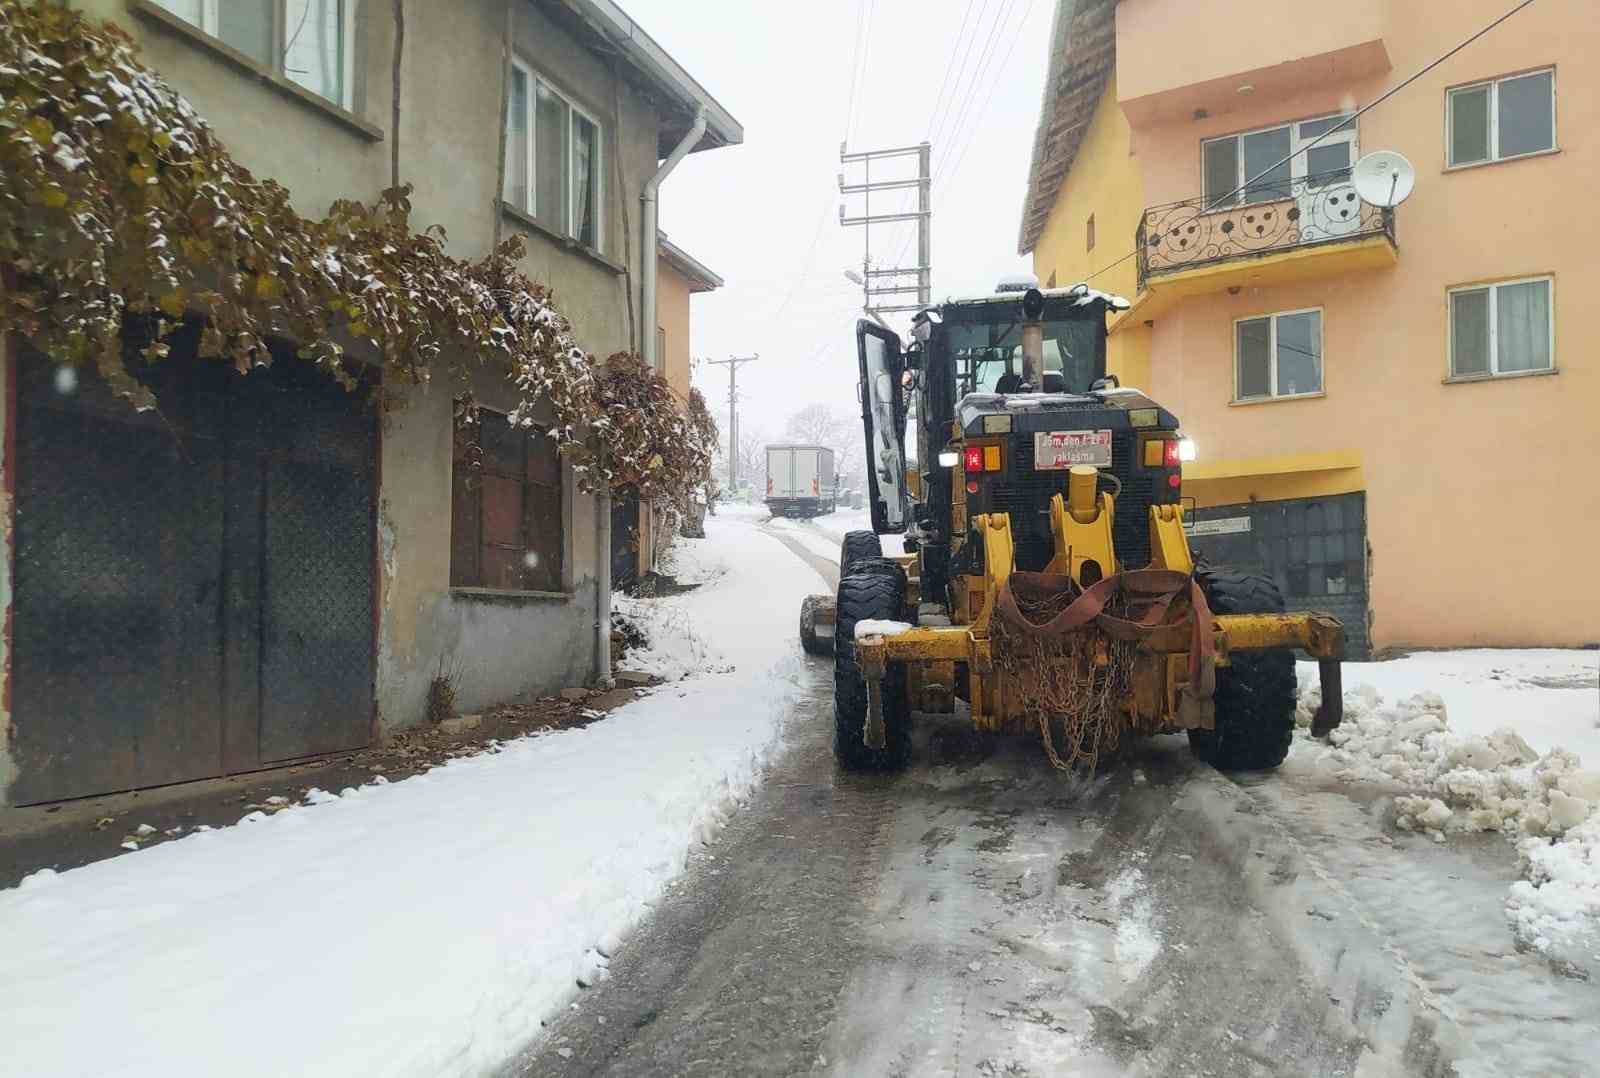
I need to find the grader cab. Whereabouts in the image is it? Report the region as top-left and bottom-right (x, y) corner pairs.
(801, 283), (1344, 772)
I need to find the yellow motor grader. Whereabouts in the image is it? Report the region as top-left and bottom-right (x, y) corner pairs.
(800, 283), (1344, 772)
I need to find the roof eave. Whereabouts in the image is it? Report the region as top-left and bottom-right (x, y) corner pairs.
(1016, 0), (1117, 255)
(658, 233), (724, 292)
(553, 0), (744, 155)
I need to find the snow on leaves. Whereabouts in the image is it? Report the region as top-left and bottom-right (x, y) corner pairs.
(0, 1), (713, 505)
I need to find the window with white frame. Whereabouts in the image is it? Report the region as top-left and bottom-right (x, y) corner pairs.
(1234, 309), (1323, 401)
(1448, 69), (1555, 168)
(505, 62), (603, 251)
(1203, 114), (1357, 208)
(153, 0), (352, 107)
(1449, 277), (1553, 379)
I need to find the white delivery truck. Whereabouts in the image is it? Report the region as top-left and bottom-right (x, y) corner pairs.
(765, 444), (838, 518)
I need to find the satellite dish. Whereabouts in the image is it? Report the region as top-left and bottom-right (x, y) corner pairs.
(1352, 150), (1416, 208)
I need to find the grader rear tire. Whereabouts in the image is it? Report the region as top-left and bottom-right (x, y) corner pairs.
(833, 566), (911, 771)
(839, 530), (883, 578)
(1188, 568), (1297, 771)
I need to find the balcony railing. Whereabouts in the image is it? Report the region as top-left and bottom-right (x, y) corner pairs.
(1135, 170), (1395, 291)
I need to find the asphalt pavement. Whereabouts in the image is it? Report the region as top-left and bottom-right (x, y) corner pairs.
(506, 523), (1599, 1078)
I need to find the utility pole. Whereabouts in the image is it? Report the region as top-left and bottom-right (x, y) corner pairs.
(705, 354), (759, 490)
(839, 141), (931, 318)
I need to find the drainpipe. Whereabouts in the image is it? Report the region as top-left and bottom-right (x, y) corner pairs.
(594, 485), (612, 688)
(640, 107), (706, 370)
(603, 108), (703, 685)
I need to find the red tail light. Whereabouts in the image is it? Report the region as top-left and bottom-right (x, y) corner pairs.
(812, 478), (819, 495)
(1162, 439), (1181, 468)
(766, 478), (773, 494)
(963, 446), (984, 473)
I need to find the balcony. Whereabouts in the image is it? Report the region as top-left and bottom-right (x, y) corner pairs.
(1134, 170), (1397, 295)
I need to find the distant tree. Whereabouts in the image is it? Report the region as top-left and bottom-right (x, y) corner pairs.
(710, 419), (769, 497)
(736, 428), (767, 492)
(783, 403), (860, 480)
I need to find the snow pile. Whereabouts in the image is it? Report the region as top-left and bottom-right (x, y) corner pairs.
(1298, 675), (1600, 965)
(0, 515), (816, 1077)
(612, 592), (729, 681)
(612, 534), (737, 681)
(854, 619), (914, 640)
(654, 531), (729, 587)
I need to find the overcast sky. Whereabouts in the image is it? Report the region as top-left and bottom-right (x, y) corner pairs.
(620, 0), (1059, 448)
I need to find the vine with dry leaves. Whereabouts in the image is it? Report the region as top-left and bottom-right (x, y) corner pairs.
(0, 0), (714, 507)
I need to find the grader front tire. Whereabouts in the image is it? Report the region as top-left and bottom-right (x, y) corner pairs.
(1188, 569), (1298, 772)
(833, 566), (911, 772)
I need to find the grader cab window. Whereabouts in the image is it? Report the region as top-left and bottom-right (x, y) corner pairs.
(950, 317), (1101, 395)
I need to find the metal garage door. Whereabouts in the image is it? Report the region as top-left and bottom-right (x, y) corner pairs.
(1187, 492), (1370, 659)
(611, 487), (640, 593)
(10, 335), (376, 804)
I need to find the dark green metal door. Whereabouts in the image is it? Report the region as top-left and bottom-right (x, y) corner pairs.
(10, 336), (375, 803)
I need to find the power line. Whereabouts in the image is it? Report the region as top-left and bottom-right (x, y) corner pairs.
(889, 0), (1031, 274)
(841, 0), (868, 141)
(844, 0), (878, 146)
(935, 0), (1035, 200)
(924, 0), (980, 140)
(1081, 0), (1539, 286)
(775, 0), (876, 326)
(932, 0), (1021, 190)
(928, 0), (994, 151)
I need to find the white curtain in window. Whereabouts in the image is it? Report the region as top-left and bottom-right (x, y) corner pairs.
(505, 69), (530, 210)
(1496, 279), (1550, 372)
(535, 85), (570, 231)
(572, 114), (597, 247)
(284, 0), (344, 105)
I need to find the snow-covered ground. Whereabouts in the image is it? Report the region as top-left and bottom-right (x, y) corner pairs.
(1292, 649), (1600, 973)
(765, 505), (908, 567)
(0, 513), (821, 1078)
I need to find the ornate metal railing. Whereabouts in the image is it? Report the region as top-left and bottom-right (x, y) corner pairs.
(1135, 170), (1395, 291)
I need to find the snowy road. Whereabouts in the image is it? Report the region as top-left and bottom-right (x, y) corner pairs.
(510, 521), (1600, 1078)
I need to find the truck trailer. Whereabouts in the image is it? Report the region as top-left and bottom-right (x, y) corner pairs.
(765, 444), (837, 518)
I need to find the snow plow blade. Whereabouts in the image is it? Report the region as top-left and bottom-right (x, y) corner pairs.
(852, 607), (1344, 737)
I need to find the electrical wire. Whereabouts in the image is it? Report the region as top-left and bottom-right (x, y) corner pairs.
(884, 0), (1030, 278)
(925, 0), (981, 141)
(777, 0), (875, 326)
(932, 0), (1022, 190)
(845, 0), (878, 147)
(841, 0), (869, 147)
(934, 0), (1036, 201)
(929, 0), (996, 152)
(1080, 0), (1539, 286)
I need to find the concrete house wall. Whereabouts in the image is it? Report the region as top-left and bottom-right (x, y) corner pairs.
(0, 0), (736, 802)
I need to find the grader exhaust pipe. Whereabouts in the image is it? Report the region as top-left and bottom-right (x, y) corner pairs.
(1020, 287), (1045, 387)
